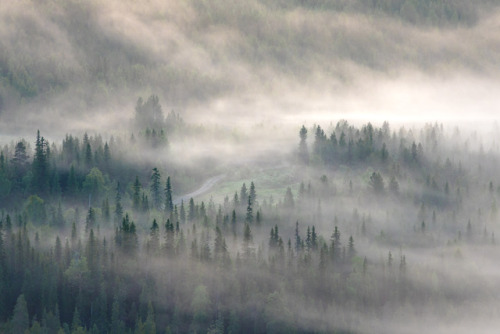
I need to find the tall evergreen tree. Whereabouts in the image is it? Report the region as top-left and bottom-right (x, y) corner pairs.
(188, 198), (195, 222)
(298, 125), (309, 164)
(11, 294), (29, 334)
(164, 176), (173, 214)
(245, 197), (253, 224)
(115, 183), (123, 224)
(249, 181), (256, 206)
(150, 168), (162, 210)
(133, 176), (141, 211)
(240, 183), (248, 208)
(180, 200), (186, 224)
(149, 219), (160, 255)
(32, 130), (49, 194)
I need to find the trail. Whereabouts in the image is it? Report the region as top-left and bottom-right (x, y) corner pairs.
(173, 174), (226, 205)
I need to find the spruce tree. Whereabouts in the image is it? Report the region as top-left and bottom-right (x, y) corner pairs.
(133, 176), (141, 211)
(298, 125), (309, 164)
(245, 196), (253, 224)
(12, 294), (29, 334)
(164, 176), (173, 214)
(150, 168), (162, 210)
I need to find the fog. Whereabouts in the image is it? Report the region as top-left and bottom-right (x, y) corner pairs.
(1, 0), (500, 333)
(1, 0), (500, 137)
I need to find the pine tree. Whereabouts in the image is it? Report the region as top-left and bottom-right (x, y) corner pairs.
(311, 226), (318, 251)
(150, 168), (162, 210)
(133, 176), (141, 211)
(149, 219), (160, 255)
(298, 125), (309, 164)
(164, 176), (173, 214)
(249, 181), (256, 206)
(245, 196), (253, 224)
(180, 200), (186, 224)
(231, 210), (237, 237)
(85, 207), (96, 233)
(284, 187), (295, 208)
(331, 226), (341, 262)
(142, 193), (149, 212)
(306, 226), (311, 251)
(214, 226), (226, 262)
(12, 294), (29, 334)
(102, 198), (110, 223)
(67, 164), (78, 197)
(164, 219), (175, 256)
(143, 302), (156, 334)
(32, 130), (49, 194)
(188, 198), (195, 222)
(115, 183), (123, 224)
(240, 183), (248, 208)
(85, 142), (92, 169)
(348, 235), (355, 258)
(243, 223), (253, 259)
(103, 142), (111, 168)
(12, 141), (29, 182)
(295, 221), (301, 252)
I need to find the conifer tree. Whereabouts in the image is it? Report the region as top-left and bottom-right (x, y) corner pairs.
(150, 168), (162, 210)
(149, 219), (160, 255)
(243, 223), (253, 259)
(180, 200), (186, 224)
(188, 198), (195, 222)
(231, 210), (237, 237)
(245, 196), (253, 224)
(249, 181), (256, 206)
(115, 183), (123, 224)
(133, 176), (141, 211)
(12, 294), (29, 334)
(240, 183), (248, 208)
(85, 207), (96, 233)
(164, 176), (173, 214)
(32, 130), (49, 194)
(298, 125), (309, 164)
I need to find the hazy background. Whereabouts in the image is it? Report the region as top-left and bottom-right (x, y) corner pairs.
(0, 0), (499, 140)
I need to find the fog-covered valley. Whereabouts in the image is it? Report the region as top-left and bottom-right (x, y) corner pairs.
(1, 0), (500, 333)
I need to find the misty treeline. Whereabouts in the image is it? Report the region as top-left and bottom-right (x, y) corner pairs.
(0, 0), (498, 125)
(1, 107), (500, 333)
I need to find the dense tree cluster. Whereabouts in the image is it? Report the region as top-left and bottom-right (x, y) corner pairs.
(0, 119), (499, 333)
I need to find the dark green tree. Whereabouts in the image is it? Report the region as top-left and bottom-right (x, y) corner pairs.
(12, 294), (29, 334)
(245, 196), (253, 224)
(85, 207), (96, 233)
(32, 130), (49, 194)
(148, 219), (160, 255)
(164, 176), (173, 214)
(150, 168), (162, 210)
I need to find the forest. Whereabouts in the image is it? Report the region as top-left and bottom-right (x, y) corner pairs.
(0, 95), (499, 333)
(1, 0), (500, 333)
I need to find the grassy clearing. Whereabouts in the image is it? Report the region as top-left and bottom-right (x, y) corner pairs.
(196, 165), (302, 204)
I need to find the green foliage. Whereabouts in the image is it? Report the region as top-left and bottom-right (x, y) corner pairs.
(11, 294), (29, 334)
(150, 168), (162, 210)
(82, 168), (106, 204)
(24, 195), (46, 224)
